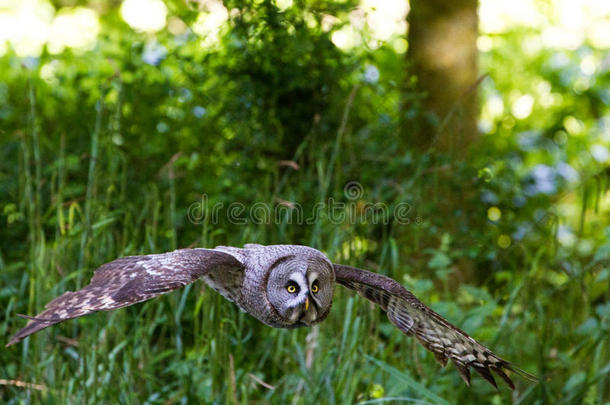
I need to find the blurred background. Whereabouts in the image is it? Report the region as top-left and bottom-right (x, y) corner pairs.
(0, 0), (609, 403)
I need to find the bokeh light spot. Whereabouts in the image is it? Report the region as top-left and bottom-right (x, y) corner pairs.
(488, 206), (502, 222)
(48, 7), (99, 54)
(498, 234), (511, 248)
(512, 94), (534, 119)
(274, 0), (293, 11)
(192, 0), (229, 48)
(121, 0), (167, 32)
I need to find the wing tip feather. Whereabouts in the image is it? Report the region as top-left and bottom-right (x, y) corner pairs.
(5, 337), (18, 347)
(505, 363), (539, 384)
(493, 367), (515, 390)
(454, 363), (471, 386)
(473, 364), (498, 390)
(6, 321), (47, 347)
(462, 360), (538, 390)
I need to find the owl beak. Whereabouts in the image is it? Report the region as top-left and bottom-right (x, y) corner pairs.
(304, 296), (310, 311)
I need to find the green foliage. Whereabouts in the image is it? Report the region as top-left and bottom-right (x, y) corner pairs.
(0, 0), (608, 404)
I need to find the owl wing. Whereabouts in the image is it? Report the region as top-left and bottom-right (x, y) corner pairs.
(333, 264), (537, 390)
(7, 248), (243, 346)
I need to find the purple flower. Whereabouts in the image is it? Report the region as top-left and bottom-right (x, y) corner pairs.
(528, 164), (556, 195)
(517, 131), (539, 150)
(192, 106), (206, 118)
(556, 162), (579, 182)
(364, 65), (379, 84)
(142, 41), (167, 66)
(512, 223), (531, 241)
(481, 190), (499, 204)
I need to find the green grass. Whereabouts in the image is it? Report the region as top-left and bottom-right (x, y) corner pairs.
(1, 80), (608, 404)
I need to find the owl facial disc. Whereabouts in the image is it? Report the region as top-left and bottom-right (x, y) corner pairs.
(265, 255), (334, 327)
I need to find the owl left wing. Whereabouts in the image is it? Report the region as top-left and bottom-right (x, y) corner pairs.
(333, 264), (537, 390)
(7, 248), (243, 346)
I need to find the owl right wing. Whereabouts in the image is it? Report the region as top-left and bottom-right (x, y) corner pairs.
(7, 248), (244, 346)
(333, 264), (537, 390)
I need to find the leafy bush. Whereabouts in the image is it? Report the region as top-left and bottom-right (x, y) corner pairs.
(0, 0), (608, 403)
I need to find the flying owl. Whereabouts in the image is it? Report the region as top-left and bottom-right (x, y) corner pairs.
(7, 244), (536, 389)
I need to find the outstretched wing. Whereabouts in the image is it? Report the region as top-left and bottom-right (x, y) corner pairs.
(333, 264), (537, 390)
(7, 248), (243, 346)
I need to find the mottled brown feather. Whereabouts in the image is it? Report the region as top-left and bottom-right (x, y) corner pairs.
(333, 264), (537, 390)
(6, 249), (243, 346)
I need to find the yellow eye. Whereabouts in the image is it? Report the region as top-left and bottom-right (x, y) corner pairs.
(287, 285), (297, 293)
(311, 284), (319, 293)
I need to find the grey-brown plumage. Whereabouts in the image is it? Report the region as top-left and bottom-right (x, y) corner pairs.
(7, 249), (243, 345)
(6, 244), (536, 389)
(333, 264), (536, 389)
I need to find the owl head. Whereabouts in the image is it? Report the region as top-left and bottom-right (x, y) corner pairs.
(266, 255), (334, 327)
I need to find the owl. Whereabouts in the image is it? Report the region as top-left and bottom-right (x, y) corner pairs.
(7, 244), (536, 389)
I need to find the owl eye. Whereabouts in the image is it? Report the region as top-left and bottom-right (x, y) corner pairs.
(286, 283), (299, 294)
(311, 282), (319, 294)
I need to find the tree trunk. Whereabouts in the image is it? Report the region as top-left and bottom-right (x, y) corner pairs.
(405, 0), (479, 156)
